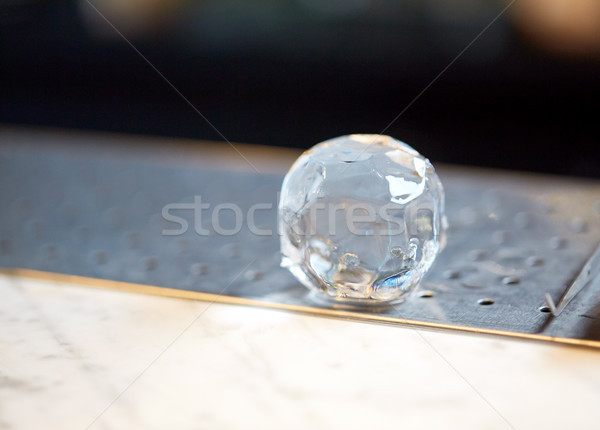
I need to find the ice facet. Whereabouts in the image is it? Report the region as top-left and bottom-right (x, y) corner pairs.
(278, 134), (446, 304)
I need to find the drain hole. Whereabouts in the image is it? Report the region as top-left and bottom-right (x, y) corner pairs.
(418, 290), (435, 298)
(502, 276), (520, 285)
(478, 298), (494, 306)
(538, 305), (551, 313)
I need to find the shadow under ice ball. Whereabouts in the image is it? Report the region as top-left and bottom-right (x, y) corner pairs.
(278, 134), (446, 304)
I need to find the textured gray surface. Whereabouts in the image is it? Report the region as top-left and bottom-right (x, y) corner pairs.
(1, 135), (600, 343)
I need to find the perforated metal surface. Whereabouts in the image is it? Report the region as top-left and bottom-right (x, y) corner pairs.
(2, 133), (600, 346)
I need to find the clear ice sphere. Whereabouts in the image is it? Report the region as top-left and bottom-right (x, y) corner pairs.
(278, 134), (446, 304)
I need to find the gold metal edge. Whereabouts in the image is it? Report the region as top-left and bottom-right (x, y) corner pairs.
(2, 267), (599, 349)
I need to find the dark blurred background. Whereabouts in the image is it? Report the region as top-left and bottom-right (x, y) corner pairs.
(1, 0), (599, 176)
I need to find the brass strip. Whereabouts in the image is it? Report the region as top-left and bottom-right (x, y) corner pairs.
(2, 267), (598, 349)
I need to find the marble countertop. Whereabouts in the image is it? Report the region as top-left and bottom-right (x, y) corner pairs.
(1, 273), (599, 430)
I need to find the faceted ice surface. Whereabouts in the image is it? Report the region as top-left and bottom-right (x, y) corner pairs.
(278, 134), (446, 304)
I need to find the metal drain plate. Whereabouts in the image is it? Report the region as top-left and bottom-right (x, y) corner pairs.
(1, 132), (600, 346)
